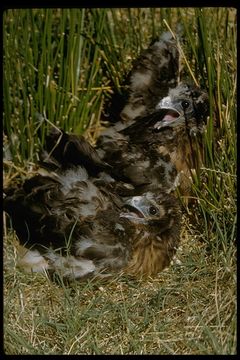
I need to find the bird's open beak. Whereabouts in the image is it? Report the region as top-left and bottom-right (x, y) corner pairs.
(155, 96), (181, 122)
(153, 96), (183, 131)
(120, 196), (148, 223)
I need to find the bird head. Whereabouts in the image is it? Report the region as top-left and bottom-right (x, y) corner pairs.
(120, 192), (179, 227)
(154, 83), (209, 135)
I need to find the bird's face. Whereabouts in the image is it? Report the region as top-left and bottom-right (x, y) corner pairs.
(120, 192), (169, 225)
(154, 83), (209, 135)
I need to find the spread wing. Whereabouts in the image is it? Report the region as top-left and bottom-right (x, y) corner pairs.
(104, 30), (180, 123)
(40, 127), (112, 177)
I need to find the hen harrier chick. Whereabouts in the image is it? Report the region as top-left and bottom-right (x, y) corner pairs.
(97, 83), (209, 197)
(4, 134), (181, 280)
(100, 27), (209, 197)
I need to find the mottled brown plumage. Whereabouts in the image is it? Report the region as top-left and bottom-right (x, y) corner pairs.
(4, 29), (210, 282)
(97, 83), (209, 196)
(104, 31), (180, 123)
(4, 163), (181, 280)
(100, 28), (209, 198)
(120, 31), (180, 122)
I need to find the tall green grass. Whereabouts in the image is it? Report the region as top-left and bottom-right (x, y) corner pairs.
(4, 8), (232, 160)
(3, 8), (236, 355)
(3, 9), (165, 163)
(187, 8), (236, 253)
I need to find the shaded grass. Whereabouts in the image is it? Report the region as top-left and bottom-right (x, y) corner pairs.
(3, 7), (237, 355)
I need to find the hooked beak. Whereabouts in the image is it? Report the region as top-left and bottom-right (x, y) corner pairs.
(120, 196), (148, 223)
(153, 96), (183, 131)
(155, 96), (181, 122)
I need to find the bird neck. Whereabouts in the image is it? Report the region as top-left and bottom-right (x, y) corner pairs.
(125, 229), (175, 276)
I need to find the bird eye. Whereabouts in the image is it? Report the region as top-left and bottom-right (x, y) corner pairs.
(149, 206), (158, 215)
(181, 100), (190, 110)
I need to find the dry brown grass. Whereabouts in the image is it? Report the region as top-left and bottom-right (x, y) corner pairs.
(3, 212), (236, 355)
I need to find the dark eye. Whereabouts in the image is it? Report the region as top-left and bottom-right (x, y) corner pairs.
(181, 100), (190, 110)
(149, 206), (158, 215)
